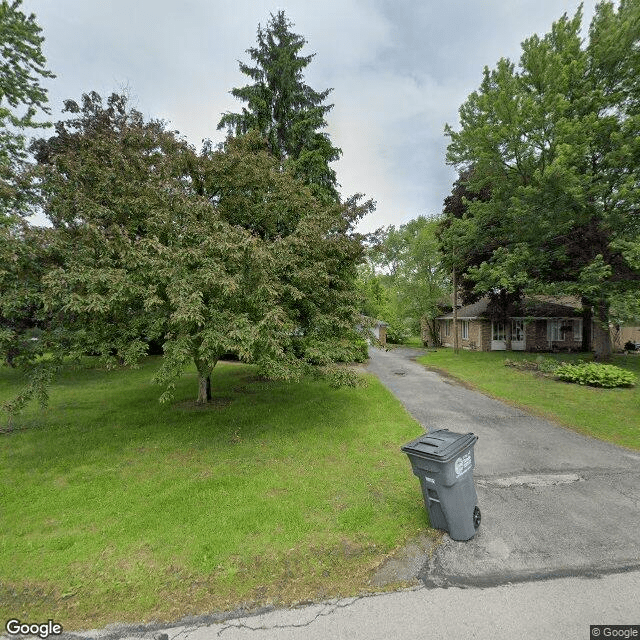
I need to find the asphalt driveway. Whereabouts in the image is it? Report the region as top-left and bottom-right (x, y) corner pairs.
(366, 346), (640, 587)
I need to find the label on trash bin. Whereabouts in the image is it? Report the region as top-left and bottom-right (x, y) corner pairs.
(455, 451), (472, 478)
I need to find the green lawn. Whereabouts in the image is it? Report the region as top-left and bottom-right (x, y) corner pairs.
(0, 358), (433, 629)
(416, 350), (640, 450)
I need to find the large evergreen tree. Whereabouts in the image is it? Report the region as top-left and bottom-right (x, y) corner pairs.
(217, 10), (341, 202)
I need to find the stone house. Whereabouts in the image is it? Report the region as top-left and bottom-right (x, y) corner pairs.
(426, 297), (593, 352)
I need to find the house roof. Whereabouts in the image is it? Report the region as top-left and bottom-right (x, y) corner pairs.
(437, 297), (581, 320)
(438, 299), (490, 320)
(358, 315), (388, 327)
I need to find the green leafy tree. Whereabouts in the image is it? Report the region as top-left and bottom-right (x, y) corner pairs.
(367, 224), (408, 279)
(14, 93), (366, 417)
(217, 10), (341, 202)
(367, 216), (449, 343)
(438, 169), (527, 334)
(438, 168), (494, 303)
(443, 2), (640, 357)
(0, 0), (54, 210)
(0, 0), (53, 411)
(356, 262), (388, 320)
(395, 217), (450, 343)
(197, 132), (370, 382)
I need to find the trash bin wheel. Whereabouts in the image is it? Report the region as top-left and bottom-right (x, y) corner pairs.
(473, 506), (481, 529)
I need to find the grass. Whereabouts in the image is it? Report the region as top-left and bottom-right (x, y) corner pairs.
(0, 357), (434, 629)
(385, 336), (424, 349)
(399, 336), (424, 348)
(416, 349), (640, 450)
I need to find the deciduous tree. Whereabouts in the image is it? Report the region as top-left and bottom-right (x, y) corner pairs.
(443, 2), (640, 357)
(366, 217), (449, 343)
(0, 0), (54, 414)
(0, 0), (53, 210)
(22, 93), (366, 414)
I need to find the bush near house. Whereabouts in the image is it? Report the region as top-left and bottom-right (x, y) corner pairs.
(504, 357), (562, 374)
(555, 363), (636, 388)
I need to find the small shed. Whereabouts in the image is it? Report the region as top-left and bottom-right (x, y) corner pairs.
(358, 317), (388, 346)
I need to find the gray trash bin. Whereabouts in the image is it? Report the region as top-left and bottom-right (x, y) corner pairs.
(401, 429), (480, 541)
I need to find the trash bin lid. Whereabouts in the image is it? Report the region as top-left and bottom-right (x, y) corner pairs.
(401, 429), (477, 462)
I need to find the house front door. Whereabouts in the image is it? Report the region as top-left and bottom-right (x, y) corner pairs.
(491, 321), (506, 350)
(511, 319), (526, 351)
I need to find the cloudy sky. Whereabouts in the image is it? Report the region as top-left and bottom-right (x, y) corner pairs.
(25, 0), (602, 232)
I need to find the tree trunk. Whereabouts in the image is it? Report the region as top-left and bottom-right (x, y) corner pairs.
(197, 373), (212, 404)
(194, 357), (217, 404)
(581, 297), (592, 353)
(592, 298), (612, 361)
(452, 268), (459, 352)
(428, 318), (441, 347)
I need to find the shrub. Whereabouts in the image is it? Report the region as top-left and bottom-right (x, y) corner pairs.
(351, 338), (370, 363)
(504, 357), (562, 373)
(555, 363), (636, 388)
(624, 341), (638, 352)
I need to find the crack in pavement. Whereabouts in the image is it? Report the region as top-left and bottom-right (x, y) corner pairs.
(214, 595), (366, 637)
(418, 561), (640, 590)
(63, 596), (372, 640)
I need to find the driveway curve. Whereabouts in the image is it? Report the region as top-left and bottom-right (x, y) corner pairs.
(366, 346), (640, 587)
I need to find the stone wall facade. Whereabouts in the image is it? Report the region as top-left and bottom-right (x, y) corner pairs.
(435, 317), (585, 352)
(437, 319), (487, 351)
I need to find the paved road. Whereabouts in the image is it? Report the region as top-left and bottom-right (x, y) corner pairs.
(68, 572), (640, 640)
(36, 347), (640, 640)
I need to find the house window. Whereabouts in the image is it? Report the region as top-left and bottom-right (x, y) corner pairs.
(573, 319), (583, 341)
(462, 321), (469, 340)
(547, 319), (562, 342)
(492, 322), (506, 341)
(444, 320), (451, 337)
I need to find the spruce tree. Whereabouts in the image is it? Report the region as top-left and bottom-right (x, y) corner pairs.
(218, 10), (341, 202)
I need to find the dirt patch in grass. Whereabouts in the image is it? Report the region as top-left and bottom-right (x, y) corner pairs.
(174, 397), (234, 411)
(371, 530), (443, 587)
(0, 581), (70, 623)
(2, 536), (432, 629)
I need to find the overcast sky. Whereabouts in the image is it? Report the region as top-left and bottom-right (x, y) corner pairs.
(25, 0), (602, 232)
